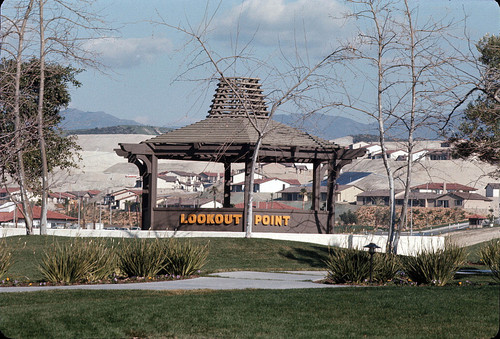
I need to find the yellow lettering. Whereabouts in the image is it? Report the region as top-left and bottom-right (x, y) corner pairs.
(224, 214), (233, 225)
(206, 214), (215, 224)
(254, 215), (262, 225)
(262, 215), (270, 225)
(215, 214), (223, 224)
(233, 214), (242, 225)
(275, 215), (282, 226)
(197, 214), (206, 224)
(188, 214), (196, 224)
(180, 214), (187, 224)
(283, 216), (291, 226)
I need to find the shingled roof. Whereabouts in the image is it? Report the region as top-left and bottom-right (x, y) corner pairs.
(144, 117), (334, 149)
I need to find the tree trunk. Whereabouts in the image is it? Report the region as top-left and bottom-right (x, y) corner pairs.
(37, 0), (48, 234)
(13, 0), (35, 235)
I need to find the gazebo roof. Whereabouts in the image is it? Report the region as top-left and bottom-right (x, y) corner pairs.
(117, 77), (365, 163)
(144, 116), (334, 149)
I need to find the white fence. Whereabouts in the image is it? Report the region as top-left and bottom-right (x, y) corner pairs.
(0, 228), (446, 256)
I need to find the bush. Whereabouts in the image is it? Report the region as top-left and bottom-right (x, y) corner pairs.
(0, 239), (12, 280)
(401, 245), (465, 286)
(339, 210), (358, 225)
(39, 238), (115, 283)
(479, 239), (500, 281)
(162, 240), (209, 277)
(324, 247), (371, 284)
(374, 253), (401, 282)
(117, 238), (168, 278)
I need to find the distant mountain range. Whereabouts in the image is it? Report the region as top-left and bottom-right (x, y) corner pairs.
(60, 108), (442, 140)
(60, 108), (143, 130)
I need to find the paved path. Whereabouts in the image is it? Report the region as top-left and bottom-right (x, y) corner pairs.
(0, 271), (349, 293)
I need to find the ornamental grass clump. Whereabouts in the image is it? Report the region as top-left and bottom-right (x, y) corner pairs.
(39, 238), (115, 284)
(0, 239), (12, 280)
(401, 245), (465, 286)
(479, 239), (500, 281)
(117, 238), (168, 278)
(374, 253), (402, 282)
(323, 247), (371, 284)
(162, 240), (209, 277)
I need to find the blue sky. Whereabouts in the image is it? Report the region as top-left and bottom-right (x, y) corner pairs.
(65, 0), (499, 127)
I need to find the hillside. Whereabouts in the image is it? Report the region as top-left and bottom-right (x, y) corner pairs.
(67, 125), (172, 135)
(60, 108), (143, 130)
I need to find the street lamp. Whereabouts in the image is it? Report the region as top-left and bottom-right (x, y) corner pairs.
(364, 242), (381, 283)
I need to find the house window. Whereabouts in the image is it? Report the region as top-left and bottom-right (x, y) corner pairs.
(455, 200), (462, 206)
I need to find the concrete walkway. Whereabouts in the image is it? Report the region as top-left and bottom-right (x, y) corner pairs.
(0, 271), (349, 293)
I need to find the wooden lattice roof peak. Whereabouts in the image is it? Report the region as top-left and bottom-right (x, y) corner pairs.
(208, 77), (268, 118)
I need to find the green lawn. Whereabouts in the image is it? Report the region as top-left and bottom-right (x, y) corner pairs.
(3, 236), (330, 281)
(1, 235), (499, 338)
(0, 286), (498, 338)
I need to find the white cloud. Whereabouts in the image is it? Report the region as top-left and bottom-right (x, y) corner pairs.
(85, 37), (173, 68)
(214, 0), (349, 48)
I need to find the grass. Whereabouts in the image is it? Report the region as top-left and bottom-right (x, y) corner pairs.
(1, 236), (499, 338)
(3, 236), (330, 281)
(0, 286), (498, 338)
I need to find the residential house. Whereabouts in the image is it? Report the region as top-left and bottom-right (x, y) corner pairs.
(424, 149), (452, 160)
(371, 149), (408, 161)
(436, 192), (493, 214)
(163, 170), (199, 183)
(106, 189), (141, 210)
(231, 170), (263, 185)
(232, 178), (300, 193)
(486, 183), (500, 198)
(279, 184), (362, 204)
(356, 190), (404, 206)
(395, 191), (439, 208)
(279, 186), (322, 202)
(361, 144), (382, 158)
(199, 172), (223, 184)
(0, 187), (36, 203)
(161, 197), (222, 208)
(48, 191), (77, 205)
(234, 201), (300, 210)
(0, 202), (77, 228)
(350, 141), (369, 149)
(180, 181), (205, 193)
(158, 175), (180, 190)
(411, 183), (477, 194)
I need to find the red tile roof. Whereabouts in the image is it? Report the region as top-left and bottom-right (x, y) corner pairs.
(411, 183), (477, 191)
(0, 205), (76, 222)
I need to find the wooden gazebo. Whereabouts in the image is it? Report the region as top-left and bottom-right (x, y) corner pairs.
(115, 77), (365, 233)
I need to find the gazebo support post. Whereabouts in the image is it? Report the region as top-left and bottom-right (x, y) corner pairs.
(312, 161), (321, 211)
(243, 156), (253, 237)
(223, 161), (232, 208)
(326, 154), (339, 234)
(141, 154), (158, 230)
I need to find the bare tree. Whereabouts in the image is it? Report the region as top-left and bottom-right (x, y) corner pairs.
(329, 0), (471, 252)
(0, 0), (36, 234)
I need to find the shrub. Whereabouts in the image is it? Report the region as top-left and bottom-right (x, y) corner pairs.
(0, 239), (12, 280)
(479, 239), (500, 281)
(400, 245), (465, 286)
(324, 247), (371, 284)
(374, 253), (401, 282)
(39, 238), (115, 283)
(117, 238), (168, 278)
(162, 240), (209, 277)
(339, 210), (358, 225)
